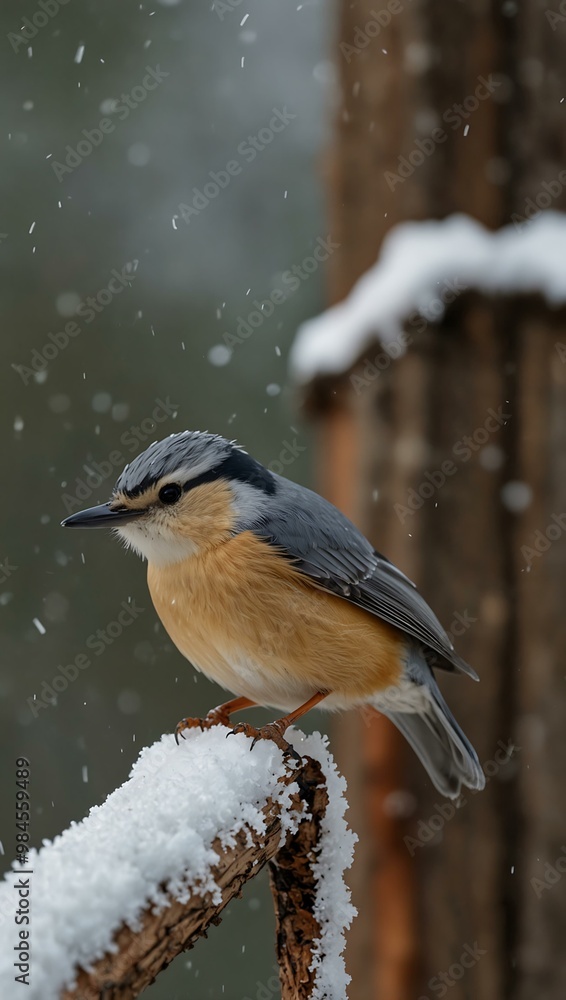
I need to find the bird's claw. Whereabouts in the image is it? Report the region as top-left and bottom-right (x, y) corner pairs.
(227, 721), (302, 764)
(175, 710), (228, 745)
(175, 719), (198, 745)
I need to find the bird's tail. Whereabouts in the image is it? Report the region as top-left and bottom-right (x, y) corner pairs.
(378, 682), (486, 799)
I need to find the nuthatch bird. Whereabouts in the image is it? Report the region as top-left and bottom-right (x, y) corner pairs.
(62, 430), (485, 798)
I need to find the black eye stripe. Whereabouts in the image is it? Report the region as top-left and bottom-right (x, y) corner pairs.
(181, 453), (277, 495)
(126, 450), (277, 502)
(182, 466), (220, 493)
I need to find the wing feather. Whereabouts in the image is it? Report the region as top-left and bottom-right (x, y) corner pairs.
(254, 476), (478, 680)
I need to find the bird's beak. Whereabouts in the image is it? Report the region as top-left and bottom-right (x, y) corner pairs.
(61, 503), (146, 529)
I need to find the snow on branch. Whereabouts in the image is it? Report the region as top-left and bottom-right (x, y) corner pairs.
(290, 211), (566, 384)
(0, 728), (356, 1000)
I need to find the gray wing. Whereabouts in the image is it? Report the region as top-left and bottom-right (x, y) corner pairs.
(253, 475), (478, 680)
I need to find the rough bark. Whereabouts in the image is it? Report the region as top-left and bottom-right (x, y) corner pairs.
(62, 756), (327, 1000)
(270, 762), (329, 996)
(315, 291), (566, 1000)
(357, 294), (517, 1000)
(513, 310), (566, 999)
(326, 0), (503, 310)
(361, 294), (566, 1000)
(316, 2), (566, 998)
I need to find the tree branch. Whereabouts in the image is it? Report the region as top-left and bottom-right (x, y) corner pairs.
(62, 756), (327, 1000)
(270, 764), (329, 997)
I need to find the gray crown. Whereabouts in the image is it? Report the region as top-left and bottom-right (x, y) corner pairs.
(114, 431), (234, 497)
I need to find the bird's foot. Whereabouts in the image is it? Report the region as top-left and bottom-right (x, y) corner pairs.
(175, 706), (231, 744)
(226, 720), (302, 764)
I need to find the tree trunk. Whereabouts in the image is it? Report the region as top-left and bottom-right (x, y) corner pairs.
(314, 2), (566, 997)
(513, 311), (566, 999)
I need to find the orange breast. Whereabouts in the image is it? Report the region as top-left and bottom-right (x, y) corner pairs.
(147, 531), (405, 710)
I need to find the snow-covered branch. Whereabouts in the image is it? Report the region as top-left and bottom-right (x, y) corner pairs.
(0, 728), (356, 1000)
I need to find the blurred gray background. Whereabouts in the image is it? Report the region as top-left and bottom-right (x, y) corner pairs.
(0, 1), (334, 995)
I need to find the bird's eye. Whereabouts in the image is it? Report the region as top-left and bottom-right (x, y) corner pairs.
(159, 483), (182, 505)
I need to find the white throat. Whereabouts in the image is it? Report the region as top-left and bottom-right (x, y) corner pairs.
(114, 523), (199, 567)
